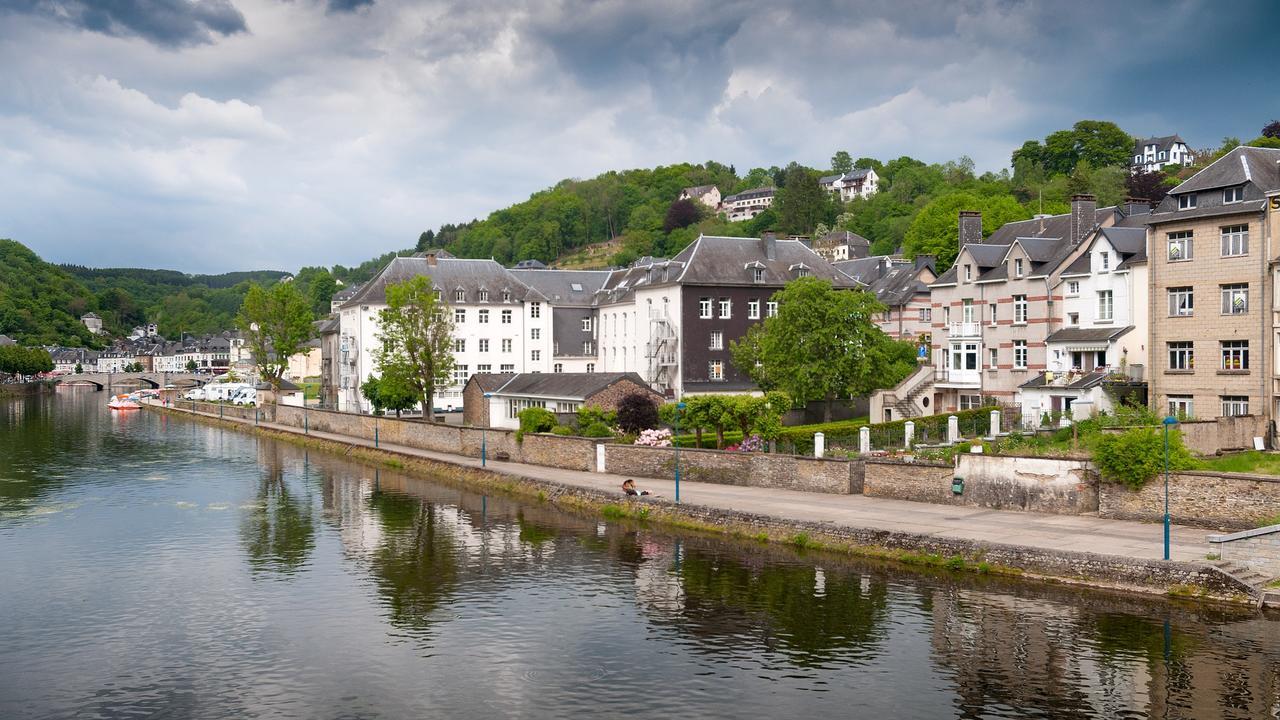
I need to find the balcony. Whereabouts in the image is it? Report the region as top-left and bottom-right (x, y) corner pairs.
(947, 321), (982, 338)
(937, 367), (981, 387)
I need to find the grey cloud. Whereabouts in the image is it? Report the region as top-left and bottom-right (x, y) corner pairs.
(327, 0), (373, 13)
(0, 0), (246, 46)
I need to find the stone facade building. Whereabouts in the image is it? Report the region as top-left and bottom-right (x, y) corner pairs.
(474, 372), (664, 430)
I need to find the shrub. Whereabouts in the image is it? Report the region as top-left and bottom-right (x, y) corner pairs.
(516, 407), (557, 442)
(726, 434), (765, 453)
(634, 428), (672, 447)
(550, 425), (574, 436)
(578, 405), (617, 429)
(581, 421), (614, 438)
(616, 392), (659, 434)
(1094, 427), (1195, 489)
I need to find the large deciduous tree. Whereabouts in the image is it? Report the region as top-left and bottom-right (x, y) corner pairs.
(830, 150), (853, 174)
(374, 276), (455, 414)
(901, 192), (1030, 271)
(774, 164), (833, 235)
(662, 199), (702, 233)
(236, 282), (315, 397)
(731, 278), (916, 422)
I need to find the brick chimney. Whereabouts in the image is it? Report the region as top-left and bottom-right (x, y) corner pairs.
(761, 232), (777, 260)
(1070, 194), (1096, 245)
(958, 210), (982, 246)
(426, 251), (438, 266)
(1123, 196), (1151, 217)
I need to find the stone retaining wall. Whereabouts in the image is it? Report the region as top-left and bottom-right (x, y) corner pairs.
(1210, 526), (1280, 578)
(862, 455), (1098, 515)
(600, 444), (855, 494)
(1099, 471), (1280, 529)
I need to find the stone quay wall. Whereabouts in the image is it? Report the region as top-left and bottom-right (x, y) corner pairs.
(1099, 471), (1280, 529)
(1210, 526), (1280, 578)
(600, 444), (856, 494)
(861, 459), (956, 503)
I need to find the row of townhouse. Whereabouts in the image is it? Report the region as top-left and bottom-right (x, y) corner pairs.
(47, 333), (237, 375)
(327, 237), (862, 413)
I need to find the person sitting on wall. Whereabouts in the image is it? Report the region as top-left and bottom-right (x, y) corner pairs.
(622, 479), (650, 497)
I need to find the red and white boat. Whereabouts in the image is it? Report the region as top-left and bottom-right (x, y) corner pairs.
(107, 393), (142, 410)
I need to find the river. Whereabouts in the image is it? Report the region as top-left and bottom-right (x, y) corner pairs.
(1, 391), (1277, 719)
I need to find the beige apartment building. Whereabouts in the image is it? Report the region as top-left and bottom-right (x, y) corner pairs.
(1147, 146), (1280, 423)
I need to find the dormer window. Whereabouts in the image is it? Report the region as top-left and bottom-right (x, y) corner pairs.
(477, 289), (489, 302)
(752, 267), (765, 283)
(963, 264), (972, 282)
(502, 289), (512, 302)
(1014, 258), (1024, 277)
(1223, 186), (1244, 204)
(1158, 151), (1166, 160)
(1178, 194), (1197, 210)
(1100, 252), (1109, 271)
(1134, 155), (1141, 163)
(789, 263), (811, 278)
(454, 288), (465, 302)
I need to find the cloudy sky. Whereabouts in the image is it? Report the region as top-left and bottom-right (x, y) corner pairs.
(0, 0), (1273, 273)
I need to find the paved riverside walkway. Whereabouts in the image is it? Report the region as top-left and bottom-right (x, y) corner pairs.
(166, 404), (1213, 564)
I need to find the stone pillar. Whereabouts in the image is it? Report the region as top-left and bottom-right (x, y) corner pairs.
(814, 432), (826, 458)
(904, 421), (915, 449)
(989, 410), (1000, 439)
(859, 426), (870, 454)
(948, 415), (959, 444)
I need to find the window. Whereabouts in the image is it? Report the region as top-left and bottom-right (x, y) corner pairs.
(454, 288), (465, 302)
(477, 364), (491, 373)
(453, 338), (465, 353)
(1013, 340), (1027, 369)
(1221, 224), (1248, 256)
(529, 302), (542, 319)
(962, 299), (975, 323)
(478, 309), (489, 324)
(1221, 340), (1248, 371)
(530, 328), (540, 340)
(452, 365), (469, 384)
(500, 363), (515, 373)
(1099, 252), (1109, 271)
(766, 301), (778, 318)
(919, 308), (931, 322)
(989, 303), (997, 325)
(1221, 283), (1248, 315)
(1168, 287), (1193, 316)
(1013, 295), (1027, 324)
(964, 264), (972, 282)
(501, 309), (512, 324)
(1168, 395), (1193, 418)
(1014, 258), (1024, 277)
(709, 331), (724, 350)
(583, 341), (594, 354)
(553, 363), (563, 373)
(478, 339), (489, 353)
(1221, 396), (1250, 417)
(501, 338), (512, 353)
(752, 267), (765, 284)
(454, 308), (466, 323)
(1066, 281), (1079, 295)
(718, 298), (731, 318)
(708, 361), (725, 381)
(478, 289), (489, 302)
(959, 394), (983, 410)
(699, 297), (712, 319)
(1134, 154), (1141, 163)
(988, 348), (998, 369)
(1177, 194), (1196, 210)
(748, 299), (761, 319)
(1168, 341), (1193, 370)
(502, 290), (512, 302)
(1223, 186), (1244, 204)
(795, 266), (811, 278)
(585, 363), (594, 373)
(1096, 290), (1113, 321)
(581, 317), (592, 332)
(1167, 231), (1192, 261)
(531, 350), (541, 362)
(1068, 312), (1079, 326)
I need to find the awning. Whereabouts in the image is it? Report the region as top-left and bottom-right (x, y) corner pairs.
(1063, 343), (1108, 352)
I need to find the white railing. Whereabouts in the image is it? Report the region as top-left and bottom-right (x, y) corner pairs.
(948, 321), (982, 337)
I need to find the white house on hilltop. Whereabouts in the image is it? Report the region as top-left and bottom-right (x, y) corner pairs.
(1131, 135), (1194, 174)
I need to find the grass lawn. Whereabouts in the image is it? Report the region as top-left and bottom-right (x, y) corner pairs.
(299, 381), (320, 400)
(1196, 451), (1280, 476)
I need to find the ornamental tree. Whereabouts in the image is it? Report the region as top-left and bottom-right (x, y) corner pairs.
(374, 276), (456, 415)
(236, 281), (315, 396)
(616, 392), (659, 434)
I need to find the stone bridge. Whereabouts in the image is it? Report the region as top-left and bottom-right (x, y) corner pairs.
(57, 372), (209, 391)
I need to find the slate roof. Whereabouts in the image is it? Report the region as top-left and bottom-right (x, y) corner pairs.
(833, 256), (928, 306)
(338, 256), (537, 308)
(1044, 326), (1133, 344)
(815, 230), (870, 249)
(672, 235), (860, 288)
(833, 256), (888, 284)
(315, 316), (340, 334)
(1132, 135), (1186, 156)
(514, 259), (546, 269)
(490, 372), (656, 400)
(722, 187), (775, 203)
(509, 269), (610, 307)
(681, 184), (717, 197)
(1163, 146), (1280, 195)
(331, 284), (363, 302)
(466, 373), (515, 394)
(0, 334), (15, 346)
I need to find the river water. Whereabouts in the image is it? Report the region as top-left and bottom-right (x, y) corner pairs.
(1, 391), (1277, 719)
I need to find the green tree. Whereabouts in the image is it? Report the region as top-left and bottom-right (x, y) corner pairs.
(374, 276), (456, 415)
(731, 278), (915, 422)
(236, 282), (315, 396)
(415, 229), (436, 252)
(774, 164), (833, 235)
(901, 192), (1031, 270)
(74, 362), (83, 374)
(361, 372), (418, 417)
(831, 150), (853, 174)
(0, 346), (53, 376)
(185, 359), (198, 373)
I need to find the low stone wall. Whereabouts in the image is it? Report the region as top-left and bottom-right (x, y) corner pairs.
(862, 455), (1098, 515)
(862, 459), (956, 504)
(1099, 471), (1280, 529)
(518, 433), (601, 472)
(600, 445), (856, 494)
(1210, 525), (1280, 578)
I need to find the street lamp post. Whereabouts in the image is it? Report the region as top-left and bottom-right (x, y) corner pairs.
(482, 393), (493, 467)
(1162, 415), (1178, 561)
(674, 401), (686, 503)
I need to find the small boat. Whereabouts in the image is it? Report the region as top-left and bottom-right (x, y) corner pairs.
(107, 394), (141, 410)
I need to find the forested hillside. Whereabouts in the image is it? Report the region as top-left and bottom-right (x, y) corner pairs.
(0, 240), (103, 347)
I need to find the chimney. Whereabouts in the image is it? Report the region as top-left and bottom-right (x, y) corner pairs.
(762, 232), (777, 260)
(914, 254), (936, 273)
(1070, 194), (1096, 245)
(1123, 196), (1151, 217)
(958, 210), (982, 246)
(425, 250), (439, 266)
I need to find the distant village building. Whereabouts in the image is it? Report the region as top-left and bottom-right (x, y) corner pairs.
(819, 169), (880, 202)
(720, 187), (775, 222)
(1131, 135), (1194, 174)
(81, 313), (103, 335)
(678, 184), (722, 209)
(811, 230), (871, 262)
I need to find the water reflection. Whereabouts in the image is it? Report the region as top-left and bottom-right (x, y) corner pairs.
(238, 444), (315, 576)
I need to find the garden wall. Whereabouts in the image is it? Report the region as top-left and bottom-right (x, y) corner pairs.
(1178, 415), (1268, 455)
(1098, 471), (1280, 529)
(862, 455), (1098, 515)
(600, 444), (856, 494)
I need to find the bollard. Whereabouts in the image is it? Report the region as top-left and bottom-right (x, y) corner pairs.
(947, 415), (959, 445)
(859, 426), (871, 454)
(989, 410), (1000, 439)
(814, 431), (826, 458)
(904, 420), (915, 449)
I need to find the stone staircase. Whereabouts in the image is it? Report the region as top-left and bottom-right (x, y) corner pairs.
(1210, 560), (1278, 607)
(883, 365), (935, 420)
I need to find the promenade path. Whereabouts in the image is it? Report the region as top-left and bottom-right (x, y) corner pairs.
(170, 404), (1213, 564)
